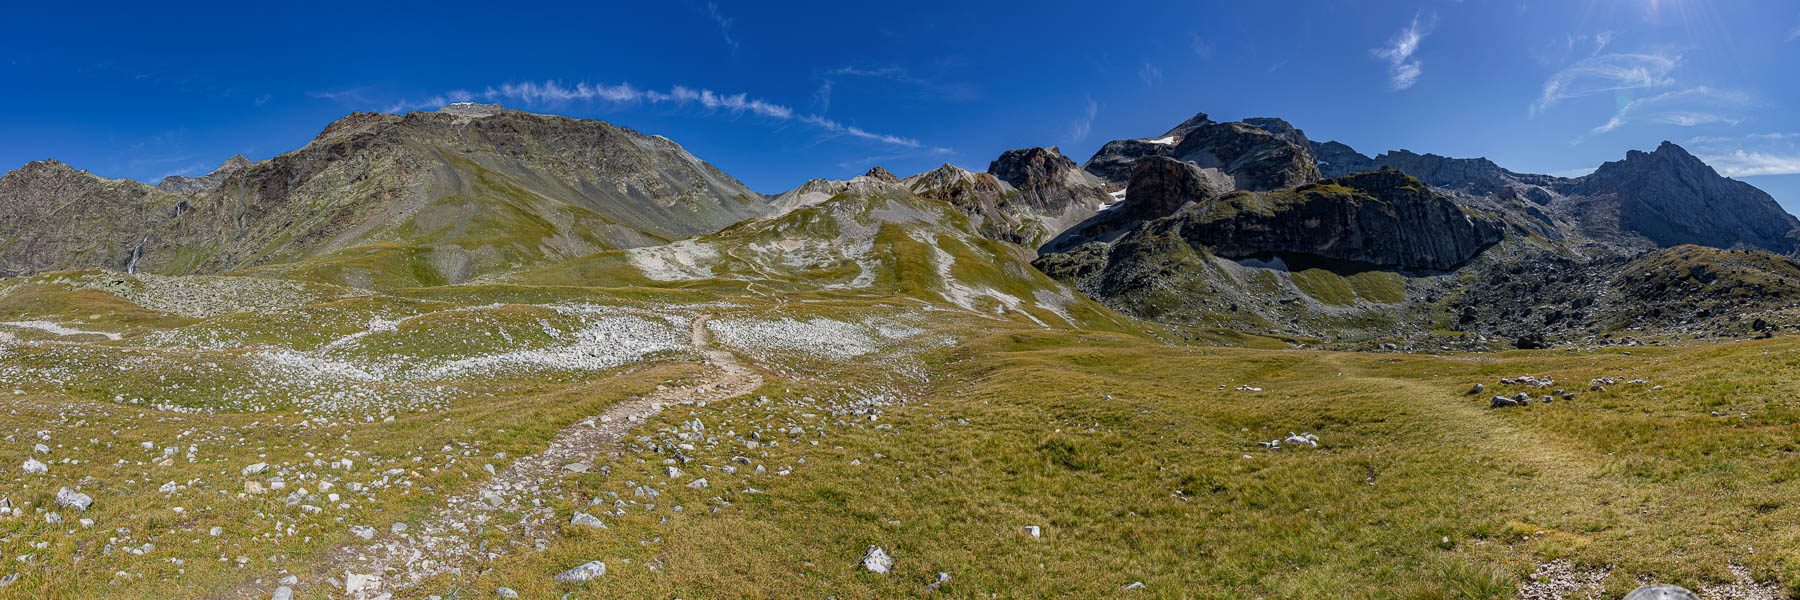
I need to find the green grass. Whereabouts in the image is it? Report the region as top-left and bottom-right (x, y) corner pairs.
(417, 330), (1800, 599)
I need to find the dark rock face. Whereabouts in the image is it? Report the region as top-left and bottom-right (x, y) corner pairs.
(1041, 157), (1215, 253)
(904, 149), (1114, 250)
(158, 154), (252, 194)
(1310, 143), (1563, 195)
(987, 147), (1110, 213)
(1308, 138), (1800, 255)
(1172, 121), (1319, 191)
(1082, 139), (1173, 185)
(1175, 169), (1503, 271)
(0, 161), (187, 276)
(1311, 141), (1379, 177)
(863, 166), (899, 183)
(1240, 118), (1311, 148)
(1573, 142), (1800, 254)
(1117, 157), (1216, 222)
(1157, 112), (1215, 139)
(1081, 112), (1319, 191)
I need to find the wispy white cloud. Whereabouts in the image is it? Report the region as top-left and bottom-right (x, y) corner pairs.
(1532, 50), (1679, 116)
(1788, 23), (1800, 42)
(1189, 32), (1214, 59)
(705, 2), (739, 50)
(1138, 62), (1163, 87)
(1689, 132), (1800, 177)
(1697, 150), (1800, 177)
(1371, 12), (1436, 91)
(810, 66), (979, 111)
(1584, 86), (1750, 137)
(350, 80), (943, 152)
(1067, 97), (1099, 142)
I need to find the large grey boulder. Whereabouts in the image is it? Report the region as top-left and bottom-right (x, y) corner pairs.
(1622, 584), (1698, 600)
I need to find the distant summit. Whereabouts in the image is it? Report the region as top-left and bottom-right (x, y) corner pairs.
(437, 102), (507, 117)
(157, 154), (252, 194)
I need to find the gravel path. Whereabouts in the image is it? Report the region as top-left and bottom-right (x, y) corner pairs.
(261, 314), (761, 599)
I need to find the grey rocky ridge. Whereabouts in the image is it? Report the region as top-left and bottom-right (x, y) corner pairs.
(0, 104), (769, 286)
(1027, 109), (1800, 346)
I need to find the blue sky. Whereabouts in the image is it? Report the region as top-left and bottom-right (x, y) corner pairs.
(5, 0), (1800, 209)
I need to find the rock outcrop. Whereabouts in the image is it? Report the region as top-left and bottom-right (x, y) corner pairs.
(157, 154), (252, 194)
(1572, 142), (1800, 254)
(0, 160), (187, 276)
(1174, 169), (1503, 271)
(1081, 113), (1319, 192)
(0, 104), (773, 285)
(987, 147), (1107, 213)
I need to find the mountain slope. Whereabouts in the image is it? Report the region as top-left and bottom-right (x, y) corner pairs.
(1314, 139), (1800, 254)
(1082, 113), (1319, 192)
(0, 104), (772, 287)
(158, 154), (252, 194)
(1572, 142), (1800, 254)
(513, 181), (1136, 332)
(0, 160), (189, 276)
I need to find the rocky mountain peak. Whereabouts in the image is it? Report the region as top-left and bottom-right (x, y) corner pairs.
(1577, 141), (1800, 254)
(437, 102), (508, 117)
(157, 153), (255, 194)
(989, 147), (1079, 188)
(1241, 118), (1311, 148)
(1084, 111), (1317, 190)
(1159, 112), (1214, 140)
(863, 166), (899, 182)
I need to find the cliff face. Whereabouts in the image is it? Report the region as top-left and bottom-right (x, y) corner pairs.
(0, 161), (188, 276)
(1573, 142), (1800, 254)
(1173, 169), (1504, 271)
(1081, 113), (1319, 192)
(1310, 139), (1800, 255)
(157, 154), (252, 194)
(899, 148), (1115, 251)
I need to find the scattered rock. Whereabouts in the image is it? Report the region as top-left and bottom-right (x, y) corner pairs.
(344, 572), (381, 599)
(571, 512), (607, 529)
(54, 487), (93, 511)
(21, 458), (46, 475)
(1023, 525), (1041, 538)
(861, 546), (893, 574)
(1623, 584), (1698, 600)
(496, 586), (519, 598)
(553, 560), (607, 583)
(1283, 432), (1319, 447)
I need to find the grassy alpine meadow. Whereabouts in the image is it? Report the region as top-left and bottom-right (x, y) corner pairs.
(444, 330), (1800, 599)
(1, 268), (1799, 599)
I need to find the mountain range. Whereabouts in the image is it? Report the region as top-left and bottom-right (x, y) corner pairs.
(5, 103), (1797, 347)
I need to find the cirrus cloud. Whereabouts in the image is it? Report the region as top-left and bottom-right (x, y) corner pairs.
(1371, 12), (1436, 91)
(320, 80), (947, 153)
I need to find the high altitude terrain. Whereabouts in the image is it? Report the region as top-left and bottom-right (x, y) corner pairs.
(0, 103), (1797, 599)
